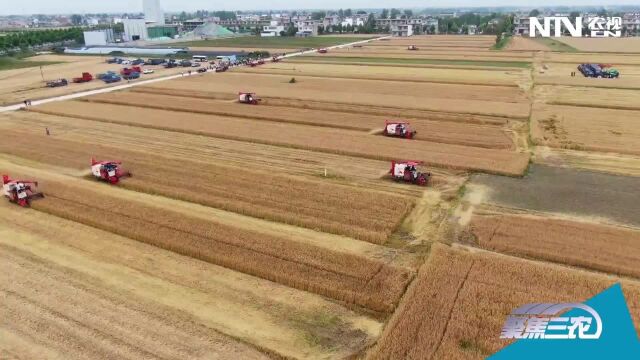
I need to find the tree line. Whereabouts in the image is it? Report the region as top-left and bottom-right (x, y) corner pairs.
(0, 27), (84, 52)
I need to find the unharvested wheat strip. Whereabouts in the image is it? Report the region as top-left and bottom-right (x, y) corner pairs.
(0, 172), (412, 313)
(30, 102), (530, 176)
(368, 244), (640, 359)
(0, 210), (382, 359)
(0, 129), (412, 244)
(235, 62), (522, 87)
(85, 92), (514, 150)
(470, 214), (640, 279)
(130, 86), (510, 125)
(141, 72), (530, 118)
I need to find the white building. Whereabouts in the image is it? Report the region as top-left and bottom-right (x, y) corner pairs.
(391, 24), (413, 37)
(340, 17), (364, 28)
(623, 13), (640, 33)
(123, 18), (148, 41)
(83, 29), (114, 45)
(143, 0), (165, 25)
(295, 20), (320, 36)
(261, 20), (285, 36)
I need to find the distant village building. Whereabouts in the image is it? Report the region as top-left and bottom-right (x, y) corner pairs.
(261, 20), (285, 36)
(391, 23), (413, 37)
(295, 19), (320, 36)
(122, 18), (148, 41)
(623, 13), (640, 33)
(83, 29), (114, 45)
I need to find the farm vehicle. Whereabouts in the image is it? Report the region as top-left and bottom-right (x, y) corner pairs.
(72, 72), (93, 83)
(407, 45), (418, 50)
(121, 66), (142, 76)
(318, 48), (328, 54)
(101, 73), (122, 83)
(2, 175), (44, 207)
(122, 71), (140, 80)
(390, 161), (431, 186)
(383, 121), (417, 139)
(238, 92), (261, 105)
(46, 79), (68, 87)
(91, 158), (131, 184)
(577, 63), (619, 78)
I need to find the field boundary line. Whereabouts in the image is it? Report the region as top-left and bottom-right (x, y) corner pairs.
(428, 260), (475, 358)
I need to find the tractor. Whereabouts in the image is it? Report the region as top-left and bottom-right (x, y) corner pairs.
(383, 121), (416, 139)
(238, 92), (261, 105)
(2, 175), (44, 207)
(91, 158), (131, 184)
(390, 161), (430, 186)
(318, 48), (328, 54)
(407, 45), (419, 50)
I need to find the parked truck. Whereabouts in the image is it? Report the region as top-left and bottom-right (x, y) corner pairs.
(122, 71), (140, 80)
(72, 72), (93, 83)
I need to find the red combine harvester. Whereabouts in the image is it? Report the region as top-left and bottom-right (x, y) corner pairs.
(390, 161), (431, 186)
(2, 175), (44, 207)
(318, 48), (328, 54)
(238, 92), (261, 105)
(91, 158), (131, 184)
(383, 121), (417, 139)
(72, 72), (93, 83)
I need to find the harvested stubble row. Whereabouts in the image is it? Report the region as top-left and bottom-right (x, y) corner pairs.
(31, 103), (529, 176)
(131, 86), (509, 125)
(86, 92), (515, 150)
(0, 130), (412, 244)
(26, 179), (412, 313)
(470, 214), (640, 279)
(370, 244), (640, 359)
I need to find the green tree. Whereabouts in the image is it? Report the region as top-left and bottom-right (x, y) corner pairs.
(338, 9), (344, 18)
(345, 9), (352, 17)
(529, 9), (540, 17)
(390, 8), (401, 19)
(403, 9), (413, 18)
(380, 9), (389, 19)
(311, 11), (326, 20)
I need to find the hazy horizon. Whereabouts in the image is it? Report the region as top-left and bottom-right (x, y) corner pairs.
(2, 1), (640, 16)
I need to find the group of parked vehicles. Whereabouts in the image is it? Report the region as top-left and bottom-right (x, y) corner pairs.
(577, 63), (620, 78)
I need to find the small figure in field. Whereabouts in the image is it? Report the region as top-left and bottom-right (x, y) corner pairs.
(45, 127), (50, 136)
(23, 100), (28, 107)
(188, 70), (192, 76)
(28, 99), (32, 106)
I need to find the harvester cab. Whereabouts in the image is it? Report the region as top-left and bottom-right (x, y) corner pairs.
(91, 158), (131, 184)
(2, 175), (44, 207)
(383, 121), (416, 139)
(390, 161), (431, 186)
(238, 92), (261, 105)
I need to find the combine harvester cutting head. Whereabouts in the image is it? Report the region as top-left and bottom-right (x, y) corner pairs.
(390, 161), (431, 186)
(383, 121), (417, 139)
(91, 158), (131, 184)
(2, 175), (44, 207)
(238, 92), (261, 105)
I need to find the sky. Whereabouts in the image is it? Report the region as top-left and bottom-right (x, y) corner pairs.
(2, 0), (639, 15)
